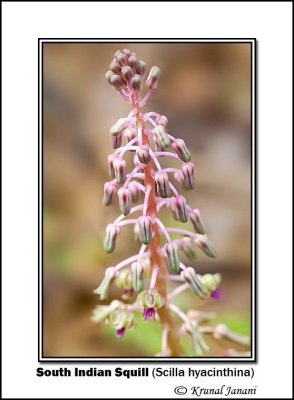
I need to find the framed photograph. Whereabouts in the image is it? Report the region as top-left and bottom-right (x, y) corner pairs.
(39, 39), (256, 362)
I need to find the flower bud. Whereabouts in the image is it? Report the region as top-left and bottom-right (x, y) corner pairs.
(172, 138), (191, 162)
(195, 235), (217, 258)
(108, 154), (116, 178)
(110, 118), (129, 137)
(93, 266), (116, 300)
(155, 115), (168, 128)
(181, 162), (195, 190)
(137, 289), (164, 309)
(153, 125), (170, 148)
(91, 300), (121, 323)
(153, 135), (165, 152)
(181, 267), (209, 299)
(136, 145), (150, 164)
(128, 55), (138, 69)
(179, 237), (197, 261)
(130, 74), (142, 92)
(164, 242), (180, 273)
(113, 158), (127, 184)
(110, 74), (126, 90)
(121, 65), (133, 83)
(122, 48), (132, 57)
(189, 208), (205, 234)
(185, 320), (210, 355)
(174, 169), (184, 185)
(105, 70), (115, 83)
(122, 128), (135, 144)
(109, 61), (121, 74)
(146, 66), (161, 89)
(169, 198), (179, 221)
(136, 60), (147, 76)
(133, 154), (144, 171)
(116, 52), (128, 66)
(117, 187), (131, 215)
(155, 171), (170, 198)
(137, 215), (152, 244)
(200, 273), (221, 293)
(133, 223), (141, 243)
(131, 261), (144, 293)
(104, 224), (120, 253)
(108, 309), (135, 336)
(128, 181), (140, 203)
(111, 132), (122, 149)
(171, 195), (188, 222)
(115, 269), (132, 290)
(103, 181), (117, 206)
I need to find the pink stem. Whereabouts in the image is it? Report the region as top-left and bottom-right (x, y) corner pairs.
(132, 181), (146, 193)
(139, 88), (152, 107)
(166, 227), (197, 238)
(149, 266), (159, 289)
(137, 126), (143, 146)
(127, 303), (141, 312)
(114, 204), (144, 224)
(117, 137), (139, 158)
(168, 283), (189, 300)
(114, 251), (150, 271)
(154, 151), (180, 160)
(138, 244), (148, 261)
(179, 262), (188, 271)
(167, 133), (177, 142)
(169, 182), (178, 196)
(127, 109), (136, 120)
(168, 303), (190, 323)
(117, 219), (138, 227)
(133, 173), (145, 180)
(143, 185), (152, 215)
(119, 90), (132, 103)
(124, 164), (145, 187)
(143, 114), (157, 127)
(149, 149), (162, 170)
(163, 167), (179, 174)
(157, 198), (171, 211)
(168, 274), (185, 282)
(146, 111), (161, 119)
(161, 324), (169, 354)
(155, 218), (172, 242)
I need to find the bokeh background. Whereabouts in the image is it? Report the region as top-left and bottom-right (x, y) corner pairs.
(43, 42), (252, 357)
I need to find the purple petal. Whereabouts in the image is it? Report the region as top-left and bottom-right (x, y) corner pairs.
(116, 327), (125, 338)
(210, 288), (223, 299)
(143, 307), (156, 322)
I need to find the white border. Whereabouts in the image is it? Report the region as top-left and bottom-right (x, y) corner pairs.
(38, 38), (255, 362)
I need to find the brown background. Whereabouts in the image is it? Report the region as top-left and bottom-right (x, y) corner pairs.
(43, 42), (252, 357)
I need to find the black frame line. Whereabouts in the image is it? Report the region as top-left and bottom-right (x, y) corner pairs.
(38, 38), (257, 363)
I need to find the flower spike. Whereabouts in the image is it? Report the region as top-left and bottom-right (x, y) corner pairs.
(91, 48), (248, 358)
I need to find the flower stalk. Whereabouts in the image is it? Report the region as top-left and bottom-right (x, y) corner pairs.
(92, 48), (250, 357)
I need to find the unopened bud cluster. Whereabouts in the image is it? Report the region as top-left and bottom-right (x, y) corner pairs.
(92, 49), (247, 357)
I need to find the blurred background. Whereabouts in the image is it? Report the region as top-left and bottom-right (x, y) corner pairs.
(43, 42), (252, 357)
